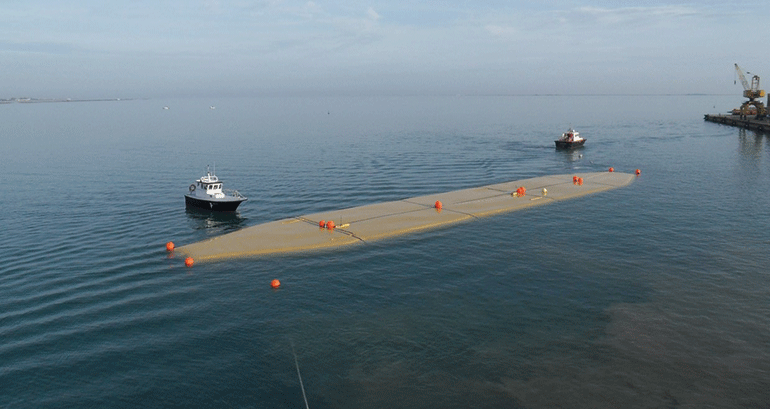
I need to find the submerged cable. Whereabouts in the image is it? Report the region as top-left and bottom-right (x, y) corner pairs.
(291, 340), (310, 409)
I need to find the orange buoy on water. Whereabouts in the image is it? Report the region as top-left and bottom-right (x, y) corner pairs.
(578, 177), (584, 185)
(636, 169), (641, 175)
(271, 279), (281, 289)
(319, 220), (325, 228)
(326, 220), (335, 230)
(434, 200), (443, 210)
(166, 241), (175, 252)
(184, 257), (194, 267)
(573, 175), (578, 183)
(609, 167), (614, 172)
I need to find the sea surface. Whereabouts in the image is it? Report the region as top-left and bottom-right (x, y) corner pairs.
(1, 95), (768, 408)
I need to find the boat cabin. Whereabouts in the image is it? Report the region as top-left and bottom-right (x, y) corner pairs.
(561, 128), (582, 142)
(193, 173), (226, 198)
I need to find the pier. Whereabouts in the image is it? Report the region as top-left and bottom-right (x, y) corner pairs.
(704, 114), (770, 133)
(176, 171), (637, 263)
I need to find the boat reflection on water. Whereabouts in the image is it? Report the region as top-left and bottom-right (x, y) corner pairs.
(555, 146), (585, 163)
(185, 206), (247, 233)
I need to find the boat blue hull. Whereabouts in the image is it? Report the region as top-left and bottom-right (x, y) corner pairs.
(555, 139), (586, 149)
(184, 195), (246, 211)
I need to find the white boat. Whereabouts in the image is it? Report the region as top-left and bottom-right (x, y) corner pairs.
(555, 128), (586, 149)
(184, 167), (247, 211)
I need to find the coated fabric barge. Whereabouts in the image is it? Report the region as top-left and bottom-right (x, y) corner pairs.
(176, 171), (636, 263)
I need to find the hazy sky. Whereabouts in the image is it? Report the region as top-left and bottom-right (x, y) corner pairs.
(2, 1), (767, 98)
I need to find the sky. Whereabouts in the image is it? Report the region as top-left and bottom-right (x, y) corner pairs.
(1, 0), (768, 98)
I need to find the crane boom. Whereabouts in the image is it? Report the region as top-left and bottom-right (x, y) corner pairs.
(734, 63), (750, 90)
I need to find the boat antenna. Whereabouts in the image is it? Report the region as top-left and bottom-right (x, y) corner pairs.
(291, 340), (310, 409)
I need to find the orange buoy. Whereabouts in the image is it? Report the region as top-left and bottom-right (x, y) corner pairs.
(319, 220), (325, 228)
(184, 257), (194, 267)
(166, 241), (175, 252)
(573, 175), (578, 183)
(635, 169), (641, 175)
(271, 279), (281, 289)
(609, 167), (614, 172)
(577, 177), (583, 185)
(434, 200), (443, 210)
(326, 220), (335, 230)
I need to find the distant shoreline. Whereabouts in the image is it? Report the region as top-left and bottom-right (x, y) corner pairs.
(1, 97), (130, 104)
(0, 93), (737, 104)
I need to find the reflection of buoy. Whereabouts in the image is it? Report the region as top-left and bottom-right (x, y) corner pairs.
(609, 167), (614, 172)
(271, 279), (281, 289)
(319, 220), (325, 228)
(166, 241), (175, 251)
(434, 201), (442, 210)
(184, 257), (194, 267)
(636, 169), (641, 175)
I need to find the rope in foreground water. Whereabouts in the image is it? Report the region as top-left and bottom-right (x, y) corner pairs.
(291, 340), (310, 409)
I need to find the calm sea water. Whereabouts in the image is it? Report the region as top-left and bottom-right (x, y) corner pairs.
(1, 95), (769, 408)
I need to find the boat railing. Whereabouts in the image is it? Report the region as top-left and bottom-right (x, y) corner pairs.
(225, 189), (246, 199)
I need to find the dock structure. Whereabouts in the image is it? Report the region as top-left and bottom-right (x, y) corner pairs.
(176, 172), (636, 263)
(704, 114), (770, 133)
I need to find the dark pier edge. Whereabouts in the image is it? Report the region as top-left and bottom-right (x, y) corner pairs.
(704, 114), (770, 134)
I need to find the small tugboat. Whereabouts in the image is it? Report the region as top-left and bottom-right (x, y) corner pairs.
(185, 167), (247, 211)
(555, 127), (586, 149)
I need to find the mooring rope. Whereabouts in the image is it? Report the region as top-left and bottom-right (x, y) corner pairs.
(291, 340), (310, 409)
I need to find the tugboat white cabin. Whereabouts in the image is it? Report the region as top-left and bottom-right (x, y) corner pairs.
(185, 167), (247, 211)
(555, 127), (587, 149)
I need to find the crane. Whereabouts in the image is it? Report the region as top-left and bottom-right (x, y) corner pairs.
(734, 63), (767, 119)
(734, 63), (765, 100)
